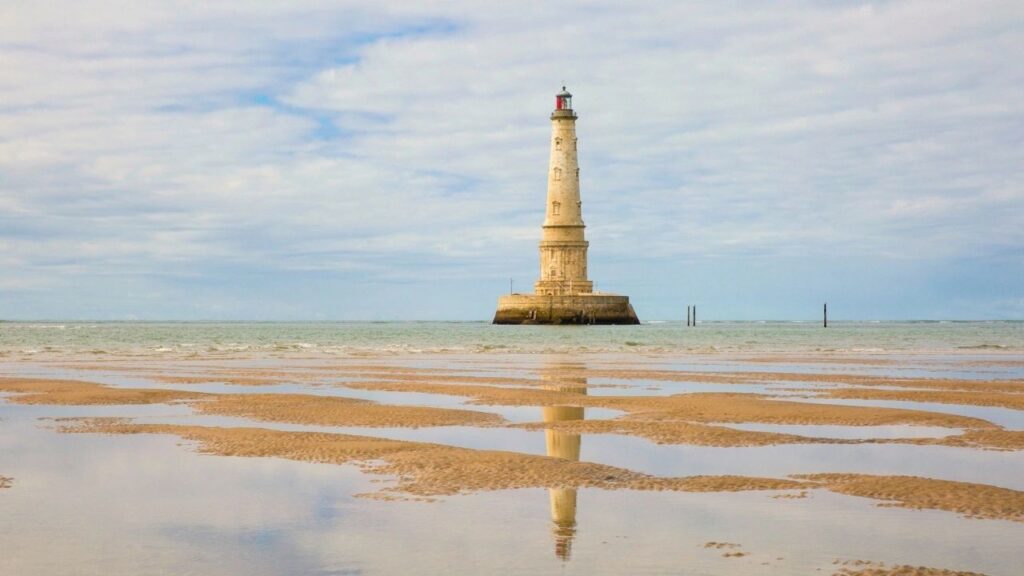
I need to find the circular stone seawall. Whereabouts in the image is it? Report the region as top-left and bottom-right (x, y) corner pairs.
(493, 294), (640, 325)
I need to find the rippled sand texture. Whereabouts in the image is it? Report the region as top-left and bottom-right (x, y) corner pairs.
(2, 350), (1023, 575)
(49, 418), (1023, 522)
(832, 559), (988, 575)
(57, 418), (806, 498)
(0, 377), (503, 428)
(3, 362), (1023, 513)
(704, 541), (748, 558)
(339, 379), (1023, 450)
(794, 474), (1024, 522)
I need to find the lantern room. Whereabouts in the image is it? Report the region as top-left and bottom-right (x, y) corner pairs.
(555, 87), (572, 110)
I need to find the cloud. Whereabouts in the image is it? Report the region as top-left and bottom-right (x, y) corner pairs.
(1, 1), (1022, 319)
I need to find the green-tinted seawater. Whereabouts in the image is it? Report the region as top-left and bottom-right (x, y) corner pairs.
(1, 321), (1021, 356)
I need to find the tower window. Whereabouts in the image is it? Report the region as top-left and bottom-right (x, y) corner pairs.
(553, 167), (562, 181)
(554, 137), (562, 150)
(552, 201), (561, 216)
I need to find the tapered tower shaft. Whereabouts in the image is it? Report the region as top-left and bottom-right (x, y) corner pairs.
(541, 365), (587, 561)
(535, 88), (593, 296)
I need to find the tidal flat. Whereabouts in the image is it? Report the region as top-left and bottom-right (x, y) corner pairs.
(1, 322), (1022, 575)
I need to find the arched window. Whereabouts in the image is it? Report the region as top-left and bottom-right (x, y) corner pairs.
(553, 167), (562, 181)
(552, 201), (561, 216)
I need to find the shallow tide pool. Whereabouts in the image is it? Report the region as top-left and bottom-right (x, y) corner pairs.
(1, 344), (1022, 575)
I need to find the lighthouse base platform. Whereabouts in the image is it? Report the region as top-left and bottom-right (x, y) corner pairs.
(492, 294), (639, 325)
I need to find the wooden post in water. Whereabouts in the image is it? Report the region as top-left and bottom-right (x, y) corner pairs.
(824, 302), (828, 328)
(686, 305), (691, 326)
(693, 306), (696, 326)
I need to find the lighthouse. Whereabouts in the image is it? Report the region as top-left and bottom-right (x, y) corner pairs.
(535, 88), (593, 296)
(493, 88), (639, 324)
(540, 361), (587, 561)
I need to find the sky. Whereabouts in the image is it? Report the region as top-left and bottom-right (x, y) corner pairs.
(1, 1), (1022, 321)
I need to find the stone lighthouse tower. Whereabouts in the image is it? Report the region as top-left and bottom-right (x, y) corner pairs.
(535, 88), (593, 296)
(493, 88), (639, 325)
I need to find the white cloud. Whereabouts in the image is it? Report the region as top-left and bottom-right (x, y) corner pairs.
(1, 0), (1022, 318)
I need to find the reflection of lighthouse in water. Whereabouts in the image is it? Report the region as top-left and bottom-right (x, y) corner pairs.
(541, 364), (587, 561)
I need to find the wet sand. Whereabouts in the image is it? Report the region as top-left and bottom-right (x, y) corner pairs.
(523, 418), (1024, 450)
(0, 377), (196, 405)
(3, 352), (1023, 574)
(794, 474), (1024, 522)
(0, 377), (503, 428)
(143, 367), (542, 388)
(340, 380), (1024, 449)
(340, 381), (1001, 428)
(194, 392), (502, 428)
(577, 369), (1024, 392)
(812, 387), (1024, 411)
(5, 363), (1023, 442)
(832, 560), (987, 575)
(57, 418), (805, 498)
(6, 374), (1022, 449)
(519, 418), (847, 447)
(53, 417), (1024, 522)
(704, 542), (747, 558)
(149, 374), (287, 386)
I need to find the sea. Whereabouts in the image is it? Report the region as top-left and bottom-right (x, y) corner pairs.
(1, 320), (1021, 357)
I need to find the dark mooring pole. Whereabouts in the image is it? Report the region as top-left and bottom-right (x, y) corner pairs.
(686, 305), (691, 326)
(693, 306), (697, 326)
(824, 302), (828, 328)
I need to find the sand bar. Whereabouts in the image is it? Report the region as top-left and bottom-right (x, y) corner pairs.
(148, 375), (286, 386)
(343, 381), (1000, 428)
(832, 559), (987, 575)
(795, 474), (1024, 522)
(582, 369), (1024, 394)
(192, 392), (502, 428)
(931, 429), (1024, 450)
(6, 376), (1022, 449)
(58, 418), (804, 497)
(524, 419), (1024, 450)
(344, 380), (1024, 449)
(813, 387), (1024, 411)
(55, 418), (1024, 521)
(0, 377), (503, 428)
(517, 419), (852, 447)
(0, 377), (196, 405)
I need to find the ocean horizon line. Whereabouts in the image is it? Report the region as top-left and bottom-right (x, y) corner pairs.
(2, 319), (1021, 325)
